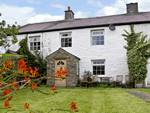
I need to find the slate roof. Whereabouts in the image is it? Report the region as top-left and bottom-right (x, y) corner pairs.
(19, 11), (150, 34)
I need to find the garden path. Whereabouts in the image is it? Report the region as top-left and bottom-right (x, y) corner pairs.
(125, 89), (150, 104)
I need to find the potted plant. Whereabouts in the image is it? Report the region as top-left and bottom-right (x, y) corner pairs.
(83, 70), (92, 87)
(134, 75), (145, 88)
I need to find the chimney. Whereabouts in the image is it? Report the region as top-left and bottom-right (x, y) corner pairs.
(126, 2), (138, 15)
(65, 6), (74, 21)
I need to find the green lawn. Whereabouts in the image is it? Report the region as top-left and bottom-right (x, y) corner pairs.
(0, 86), (150, 113)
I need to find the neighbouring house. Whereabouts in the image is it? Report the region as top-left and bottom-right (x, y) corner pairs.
(4, 2), (150, 87)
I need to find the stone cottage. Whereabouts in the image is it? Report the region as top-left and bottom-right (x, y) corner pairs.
(4, 2), (150, 87)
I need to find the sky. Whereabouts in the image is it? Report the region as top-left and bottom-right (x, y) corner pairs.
(0, 0), (150, 27)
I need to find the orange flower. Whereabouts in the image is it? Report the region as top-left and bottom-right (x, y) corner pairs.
(70, 102), (77, 111)
(51, 87), (57, 91)
(32, 82), (37, 90)
(3, 62), (6, 67)
(24, 103), (29, 110)
(0, 81), (3, 87)
(3, 89), (11, 96)
(56, 71), (62, 77)
(0, 69), (6, 72)
(24, 77), (31, 83)
(9, 59), (12, 66)
(13, 79), (18, 86)
(8, 83), (11, 85)
(4, 101), (10, 108)
(56, 67), (69, 78)
(62, 67), (69, 74)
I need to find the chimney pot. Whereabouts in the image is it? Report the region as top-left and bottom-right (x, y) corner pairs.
(64, 6), (74, 21)
(68, 6), (70, 10)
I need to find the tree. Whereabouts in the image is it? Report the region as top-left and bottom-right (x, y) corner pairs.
(0, 13), (20, 49)
(122, 24), (150, 83)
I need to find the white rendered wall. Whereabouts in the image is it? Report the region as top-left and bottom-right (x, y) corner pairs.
(8, 23), (150, 84)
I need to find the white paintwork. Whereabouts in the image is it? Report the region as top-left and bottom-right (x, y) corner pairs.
(7, 23), (150, 85)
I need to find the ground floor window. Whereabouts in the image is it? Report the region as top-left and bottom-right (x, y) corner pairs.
(92, 60), (105, 75)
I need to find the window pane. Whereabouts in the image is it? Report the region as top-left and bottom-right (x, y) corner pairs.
(38, 37), (40, 41)
(92, 31), (103, 35)
(61, 42), (65, 47)
(30, 38), (33, 42)
(69, 43), (72, 47)
(62, 34), (68, 37)
(96, 41), (100, 45)
(93, 61), (96, 64)
(38, 46), (40, 50)
(93, 66), (96, 70)
(97, 66), (100, 70)
(101, 61), (104, 64)
(92, 36), (97, 40)
(101, 41), (104, 45)
(101, 36), (104, 40)
(101, 71), (105, 75)
(100, 31), (103, 34)
(34, 38), (37, 41)
(97, 61), (100, 64)
(101, 66), (105, 71)
(97, 71), (100, 75)
(69, 38), (72, 41)
(34, 47), (36, 50)
(97, 36), (101, 40)
(93, 71), (96, 75)
(30, 43), (33, 46)
(65, 38), (70, 43)
(92, 40), (97, 45)
(65, 43), (69, 47)
(38, 42), (40, 46)
(30, 47), (33, 50)
(68, 33), (71, 36)
(34, 42), (36, 46)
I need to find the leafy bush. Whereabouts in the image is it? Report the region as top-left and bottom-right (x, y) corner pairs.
(16, 35), (47, 86)
(98, 82), (115, 88)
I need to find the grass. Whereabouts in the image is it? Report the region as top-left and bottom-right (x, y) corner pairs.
(1, 86), (150, 113)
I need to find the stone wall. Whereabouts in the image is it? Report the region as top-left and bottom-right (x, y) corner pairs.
(46, 48), (79, 87)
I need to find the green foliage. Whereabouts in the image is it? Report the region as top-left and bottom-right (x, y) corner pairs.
(76, 78), (81, 87)
(123, 24), (150, 83)
(98, 82), (115, 88)
(0, 14), (20, 48)
(16, 34), (47, 85)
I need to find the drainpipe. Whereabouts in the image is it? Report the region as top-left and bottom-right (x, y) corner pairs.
(42, 32), (43, 58)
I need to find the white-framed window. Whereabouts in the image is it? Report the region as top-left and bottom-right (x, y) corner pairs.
(91, 30), (104, 45)
(92, 60), (105, 75)
(29, 36), (40, 50)
(60, 33), (72, 47)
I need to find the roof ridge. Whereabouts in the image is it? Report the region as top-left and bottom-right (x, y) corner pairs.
(20, 11), (150, 28)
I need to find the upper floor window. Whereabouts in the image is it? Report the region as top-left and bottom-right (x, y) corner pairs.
(92, 60), (105, 75)
(61, 33), (72, 47)
(92, 30), (104, 45)
(29, 36), (40, 50)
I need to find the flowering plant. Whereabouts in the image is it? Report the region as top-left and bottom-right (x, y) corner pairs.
(0, 58), (78, 112)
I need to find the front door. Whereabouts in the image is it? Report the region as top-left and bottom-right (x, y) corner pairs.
(55, 60), (66, 87)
